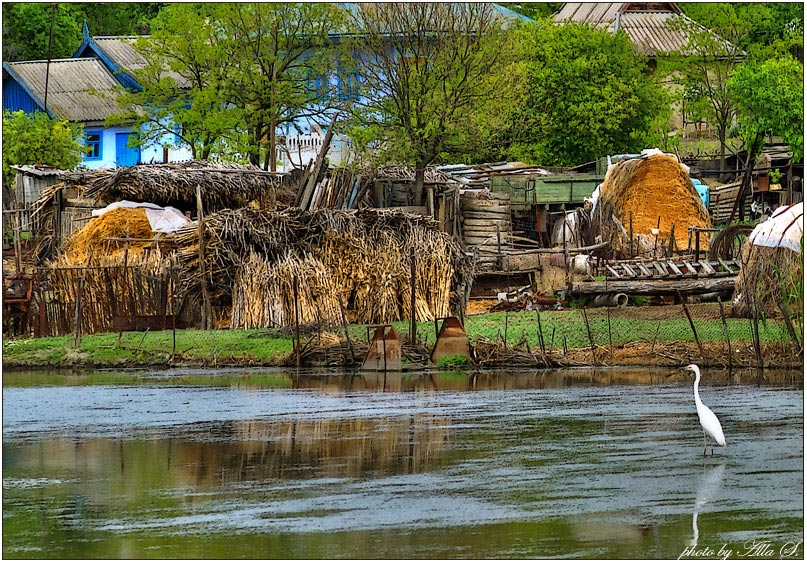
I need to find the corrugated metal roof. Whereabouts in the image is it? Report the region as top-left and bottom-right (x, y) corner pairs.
(553, 2), (726, 56)
(93, 37), (148, 71)
(91, 36), (191, 89)
(5, 59), (126, 122)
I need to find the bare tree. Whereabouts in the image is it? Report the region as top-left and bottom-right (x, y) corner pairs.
(348, 3), (507, 216)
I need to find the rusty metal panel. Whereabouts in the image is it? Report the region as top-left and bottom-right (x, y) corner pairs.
(430, 317), (471, 364)
(361, 325), (402, 371)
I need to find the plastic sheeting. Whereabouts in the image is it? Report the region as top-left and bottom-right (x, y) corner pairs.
(748, 202), (803, 253)
(91, 200), (191, 234)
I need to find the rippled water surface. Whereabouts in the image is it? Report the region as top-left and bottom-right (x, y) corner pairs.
(3, 368), (803, 559)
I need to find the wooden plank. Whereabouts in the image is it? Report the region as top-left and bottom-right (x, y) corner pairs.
(667, 261), (683, 276)
(683, 261), (698, 275)
(652, 261), (668, 276)
(699, 260), (716, 275)
(636, 262), (653, 277)
(717, 258), (736, 274)
(569, 276), (736, 296)
(621, 264), (638, 278)
(605, 265), (622, 278)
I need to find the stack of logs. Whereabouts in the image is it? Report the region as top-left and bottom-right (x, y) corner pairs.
(460, 191), (512, 270)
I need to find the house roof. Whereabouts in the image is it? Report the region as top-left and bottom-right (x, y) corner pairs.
(74, 22), (191, 91)
(553, 2), (727, 57)
(3, 58), (128, 123)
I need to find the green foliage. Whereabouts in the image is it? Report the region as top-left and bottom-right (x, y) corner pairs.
(436, 355), (469, 368)
(346, 3), (508, 174)
(485, 21), (669, 166)
(2, 110), (85, 193)
(112, 3), (348, 169)
(728, 56), (804, 160)
(680, 3), (804, 58)
(1, 3), (82, 61)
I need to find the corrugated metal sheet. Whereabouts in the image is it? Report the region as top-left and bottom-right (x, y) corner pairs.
(93, 36), (191, 89)
(93, 37), (148, 71)
(553, 2), (724, 56)
(4, 59), (125, 122)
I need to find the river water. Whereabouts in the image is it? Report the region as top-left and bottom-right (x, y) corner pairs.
(3, 367), (803, 559)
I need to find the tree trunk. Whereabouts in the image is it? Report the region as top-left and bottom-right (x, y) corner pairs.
(416, 161), (432, 219)
(268, 120), (277, 172)
(729, 133), (764, 224)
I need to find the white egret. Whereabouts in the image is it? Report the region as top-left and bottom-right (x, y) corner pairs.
(683, 364), (726, 456)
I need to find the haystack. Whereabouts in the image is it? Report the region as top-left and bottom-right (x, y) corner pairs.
(593, 153), (711, 258)
(734, 202), (803, 318)
(61, 207), (157, 264)
(174, 207), (473, 328)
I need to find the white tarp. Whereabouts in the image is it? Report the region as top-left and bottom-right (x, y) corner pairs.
(748, 201), (803, 253)
(91, 200), (190, 234)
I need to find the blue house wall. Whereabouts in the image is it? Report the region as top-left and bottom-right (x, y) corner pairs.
(2, 79), (43, 115)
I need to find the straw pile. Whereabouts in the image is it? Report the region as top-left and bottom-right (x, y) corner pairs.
(594, 154), (711, 257)
(175, 207), (473, 328)
(62, 207), (157, 264)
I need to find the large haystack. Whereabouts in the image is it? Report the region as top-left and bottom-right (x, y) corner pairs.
(61, 207), (157, 264)
(594, 153), (711, 257)
(734, 203), (803, 318)
(174, 207), (473, 327)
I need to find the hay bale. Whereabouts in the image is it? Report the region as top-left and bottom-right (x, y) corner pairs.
(61, 207), (155, 264)
(594, 153), (711, 257)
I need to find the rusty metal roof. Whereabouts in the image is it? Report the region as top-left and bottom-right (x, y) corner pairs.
(553, 2), (723, 56)
(4, 58), (127, 123)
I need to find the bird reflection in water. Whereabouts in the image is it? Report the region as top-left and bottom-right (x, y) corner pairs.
(691, 463), (726, 547)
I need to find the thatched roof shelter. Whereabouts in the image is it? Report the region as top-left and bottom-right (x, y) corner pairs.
(82, 160), (293, 211)
(592, 152), (711, 258)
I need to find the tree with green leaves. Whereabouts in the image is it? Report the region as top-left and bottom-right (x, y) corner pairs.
(2, 110), (86, 202)
(488, 20), (669, 167)
(2, 2), (165, 62)
(347, 3), (508, 214)
(2, 3), (82, 61)
(110, 4), (244, 161)
(726, 56), (804, 221)
(217, 3), (348, 171)
(112, 3), (347, 169)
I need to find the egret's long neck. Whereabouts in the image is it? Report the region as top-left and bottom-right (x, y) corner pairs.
(693, 371), (703, 406)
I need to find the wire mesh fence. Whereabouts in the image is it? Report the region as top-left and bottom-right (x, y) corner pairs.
(3, 261), (802, 370)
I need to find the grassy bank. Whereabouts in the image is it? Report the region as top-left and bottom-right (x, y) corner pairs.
(2, 305), (801, 369)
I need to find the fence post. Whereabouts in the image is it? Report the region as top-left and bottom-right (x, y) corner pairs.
(73, 276), (85, 347)
(582, 307), (596, 365)
(410, 246), (416, 344)
(677, 290), (704, 359)
(717, 297), (733, 372)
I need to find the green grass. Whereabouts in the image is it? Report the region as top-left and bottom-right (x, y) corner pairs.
(2, 307), (793, 369)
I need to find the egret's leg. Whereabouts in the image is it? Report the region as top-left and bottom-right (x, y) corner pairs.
(702, 430), (707, 456)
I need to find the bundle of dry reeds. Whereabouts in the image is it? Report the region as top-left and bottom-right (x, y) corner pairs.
(174, 207), (473, 328)
(594, 154), (711, 258)
(734, 243), (803, 317)
(45, 250), (177, 335)
(83, 160), (292, 211)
